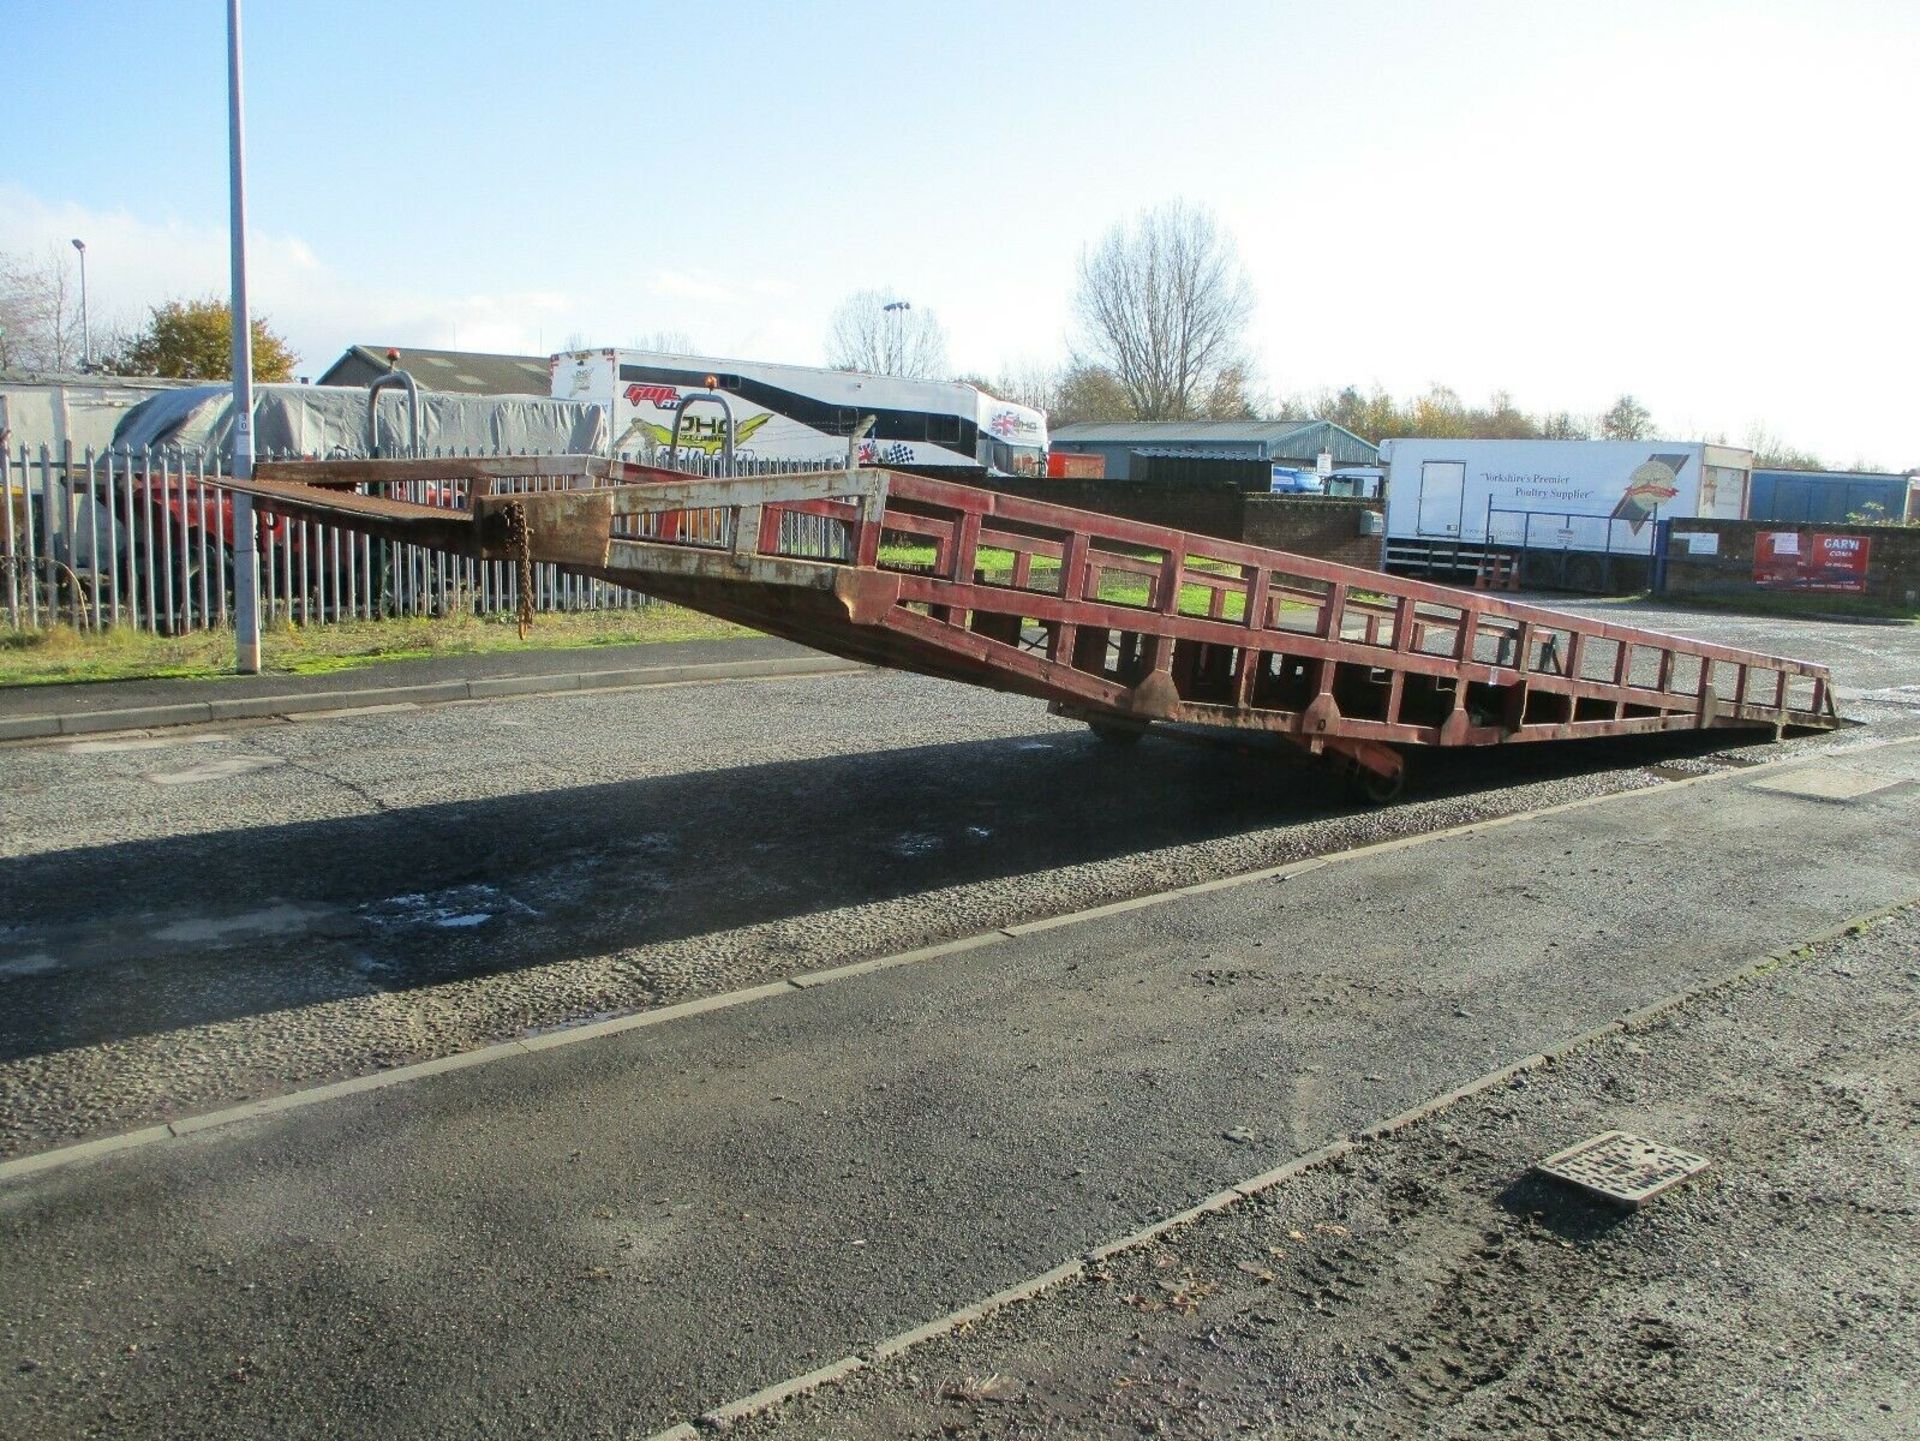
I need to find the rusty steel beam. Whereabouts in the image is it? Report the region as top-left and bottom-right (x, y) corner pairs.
(255, 455), (609, 488)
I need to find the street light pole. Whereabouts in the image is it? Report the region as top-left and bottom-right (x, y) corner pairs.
(69, 239), (89, 369)
(881, 299), (909, 375)
(227, 0), (261, 673)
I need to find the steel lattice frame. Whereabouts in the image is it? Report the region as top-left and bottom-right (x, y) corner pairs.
(234, 459), (1839, 792)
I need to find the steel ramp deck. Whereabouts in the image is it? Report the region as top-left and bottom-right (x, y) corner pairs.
(231, 459), (1840, 795)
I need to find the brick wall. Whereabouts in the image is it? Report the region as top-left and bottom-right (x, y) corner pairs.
(1663, 519), (1920, 610)
(1242, 496), (1385, 570)
(957, 478), (1249, 543)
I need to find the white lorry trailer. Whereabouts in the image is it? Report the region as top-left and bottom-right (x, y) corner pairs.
(1380, 437), (1752, 581)
(549, 347), (1047, 476)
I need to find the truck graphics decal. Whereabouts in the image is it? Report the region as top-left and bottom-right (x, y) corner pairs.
(625, 411), (773, 456)
(623, 383), (682, 409)
(987, 407), (1041, 441)
(617, 363), (981, 462)
(1609, 453), (1690, 531)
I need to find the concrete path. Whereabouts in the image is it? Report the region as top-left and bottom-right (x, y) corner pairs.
(3, 741), (1915, 1439)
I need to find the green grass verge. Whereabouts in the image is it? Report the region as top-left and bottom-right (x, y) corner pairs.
(0, 605), (756, 687)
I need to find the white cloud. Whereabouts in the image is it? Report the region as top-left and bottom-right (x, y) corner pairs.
(0, 186), (583, 372)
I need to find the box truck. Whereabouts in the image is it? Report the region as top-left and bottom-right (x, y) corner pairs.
(1380, 438), (1751, 577)
(550, 348), (1047, 476)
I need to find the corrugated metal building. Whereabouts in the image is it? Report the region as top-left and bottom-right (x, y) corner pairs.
(1049, 419), (1378, 480)
(1126, 449), (1273, 490)
(316, 345), (552, 396)
(1749, 467), (1915, 524)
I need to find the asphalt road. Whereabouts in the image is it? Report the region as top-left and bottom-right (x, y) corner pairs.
(3, 604), (1914, 1156)
(741, 905), (1920, 1441)
(3, 740), (1917, 1439)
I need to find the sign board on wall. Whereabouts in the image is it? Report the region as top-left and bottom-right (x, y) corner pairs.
(1754, 531), (1871, 592)
(1683, 532), (1719, 555)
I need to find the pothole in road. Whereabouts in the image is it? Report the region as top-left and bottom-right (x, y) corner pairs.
(359, 883), (541, 931)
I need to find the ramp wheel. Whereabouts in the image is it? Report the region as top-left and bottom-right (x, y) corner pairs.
(1350, 763), (1406, 805)
(1088, 720), (1144, 746)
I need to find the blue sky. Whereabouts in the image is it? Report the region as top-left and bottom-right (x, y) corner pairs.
(4, 0), (1914, 465)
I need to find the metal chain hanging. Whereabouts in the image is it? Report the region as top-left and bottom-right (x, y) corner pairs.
(502, 500), (535, 639)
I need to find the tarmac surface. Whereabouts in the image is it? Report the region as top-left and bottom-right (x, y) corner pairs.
(741, 905), (1920, 1441)
(0, 600), (1916, 1437)
(2, 736), (1917, 1437)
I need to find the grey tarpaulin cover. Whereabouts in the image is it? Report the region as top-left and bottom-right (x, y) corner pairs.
(109, 383), (608, 458)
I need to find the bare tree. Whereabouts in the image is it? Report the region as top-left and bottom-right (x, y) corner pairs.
(1071, 201), (1255, 421)
(824, 290), (948, 379)
(985, 359), (1063, 413)
(0, 246), (83, 371)
(630, 329), (699, 354)
(1743, 423), (1823, 470)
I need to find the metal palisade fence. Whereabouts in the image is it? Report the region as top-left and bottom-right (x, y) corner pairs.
(2, 444), (843, 634)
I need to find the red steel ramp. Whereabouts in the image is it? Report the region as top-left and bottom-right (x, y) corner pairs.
(229, 458), (1840, 798)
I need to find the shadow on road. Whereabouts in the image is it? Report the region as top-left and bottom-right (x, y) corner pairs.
(0, 723), (1770, 1061)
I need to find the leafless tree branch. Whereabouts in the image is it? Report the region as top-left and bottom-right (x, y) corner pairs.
(1071, 202), (1255, 421)
(824, 289), (949, 379)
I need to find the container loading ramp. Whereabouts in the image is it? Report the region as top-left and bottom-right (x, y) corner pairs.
(227, 457), (1840, 800)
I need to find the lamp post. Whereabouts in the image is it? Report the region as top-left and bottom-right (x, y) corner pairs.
(227, 0), (261, 673)
(69, 238), (89, 370)
(881, 299), (909, 374)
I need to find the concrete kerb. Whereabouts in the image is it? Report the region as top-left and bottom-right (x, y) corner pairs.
(658, 889), (1920, 1439)
(516, 983), (794, 1053)
(697, 1356), (868, 1431)
(0, 656), (868, 746)
(0, 713), (62, 741)
(2, 731), (1914, 1193)
(785, 933), (1004, 989)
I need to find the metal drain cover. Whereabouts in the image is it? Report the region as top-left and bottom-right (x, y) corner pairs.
(1534, 1131), (1711, 1209)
